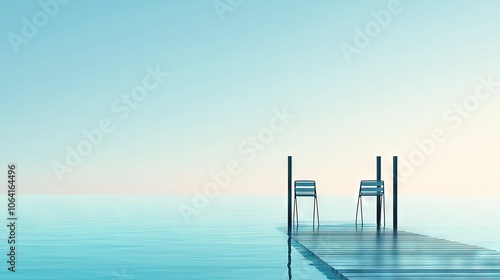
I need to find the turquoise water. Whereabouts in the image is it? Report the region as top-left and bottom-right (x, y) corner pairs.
(0, 196), (335, 280)
(0, 195), (498, 279)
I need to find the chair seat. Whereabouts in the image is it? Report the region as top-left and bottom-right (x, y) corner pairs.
(295, 193), (316, 197)
(295, 187), (316, 195)
(359, 192), (383, 196)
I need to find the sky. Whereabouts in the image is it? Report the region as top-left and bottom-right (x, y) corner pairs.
(1, 0), (499, 195)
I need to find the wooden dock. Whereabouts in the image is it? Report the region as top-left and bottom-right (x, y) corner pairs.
(287, 224), (500, 279)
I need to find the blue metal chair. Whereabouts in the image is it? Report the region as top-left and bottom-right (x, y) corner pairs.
(355, 180), (385, 227)
(293, 180), (319, 227)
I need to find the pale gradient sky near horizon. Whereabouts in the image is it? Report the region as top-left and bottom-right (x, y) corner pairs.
(1, 0), (499, 195)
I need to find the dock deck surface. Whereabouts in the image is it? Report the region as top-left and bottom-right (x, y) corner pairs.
(287, 225), (500, 279)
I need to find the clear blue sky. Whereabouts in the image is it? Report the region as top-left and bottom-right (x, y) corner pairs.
(1, 0), (499, 194)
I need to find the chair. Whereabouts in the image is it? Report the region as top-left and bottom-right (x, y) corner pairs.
(355, 180), (385, 227)
(293, 180), (319, 227)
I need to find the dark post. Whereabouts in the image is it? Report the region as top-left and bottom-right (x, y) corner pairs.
(287, 156), (292, 233)
(376, 156), (381, 228)
(393, 156), (398, 230)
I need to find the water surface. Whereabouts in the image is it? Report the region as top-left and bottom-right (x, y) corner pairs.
(0, 195), (498, 279)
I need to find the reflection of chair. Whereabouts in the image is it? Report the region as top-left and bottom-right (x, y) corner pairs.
(355, 180), (385, 227)
(293, 180), (319, 227)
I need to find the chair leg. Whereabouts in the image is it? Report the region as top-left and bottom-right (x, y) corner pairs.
(312, 196), (319, 227)
(383, 194), (386, 228)
(360, 197), (364, 226)
(355, 196), (360, 226)
(316, 196), (320, 227)
(312, 197), (315, 227)
(293, 197), (296, 227)
(293, 197), (299, 226)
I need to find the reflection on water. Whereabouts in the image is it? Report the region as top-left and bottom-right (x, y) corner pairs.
(287, 236), (292, 279)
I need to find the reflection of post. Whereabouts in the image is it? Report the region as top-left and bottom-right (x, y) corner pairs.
(287, 235), (292, 279)
(287, 156), (293, 279)
(288, 156), (292, 233)
(376, 156), (381, 228)
(393, 156), (398, 231)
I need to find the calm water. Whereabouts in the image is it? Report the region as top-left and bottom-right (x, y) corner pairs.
(0, 195), (498, 279)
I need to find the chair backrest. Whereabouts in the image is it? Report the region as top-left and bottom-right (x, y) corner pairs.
(359, 180), (384, 196)
(294, 180), (316, 197)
